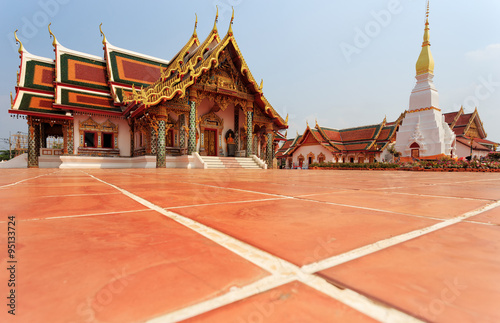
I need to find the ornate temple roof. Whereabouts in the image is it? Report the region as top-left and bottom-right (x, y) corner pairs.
(10, 11), (286, 130)
(276, 138), (294, 159)
(443, 107), (487, 139)
(284, 117), (402, 157)
(123, 10), (287, 129)
(10, 31), (69, 119)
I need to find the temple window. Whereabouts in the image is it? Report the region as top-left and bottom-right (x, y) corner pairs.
(350, 157), (354, 163)
(84, 132), (96, 148)
(102, 133), (114, 149)
(318, 154), (325, 164)
(79, 117), (119, 156)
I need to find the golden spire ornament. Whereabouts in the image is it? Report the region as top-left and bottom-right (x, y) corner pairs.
(99, 23), (107, 45)
(14, 30), (24, 54)
(48, 23), (58, 47)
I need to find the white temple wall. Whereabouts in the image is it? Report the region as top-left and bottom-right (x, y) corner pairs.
(456, 141), (489, 159)
(292, 145), (332, 167)
(395, 109), (454, 157)
(73, 115), (131, 157)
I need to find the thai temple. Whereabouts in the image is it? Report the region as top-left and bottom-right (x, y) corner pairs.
(8, 5), (497, 170)
(9, 10), (288, 169)
(279, 3), (497, 168)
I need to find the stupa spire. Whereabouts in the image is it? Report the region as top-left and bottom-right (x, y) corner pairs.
(415, 0), (434, 76)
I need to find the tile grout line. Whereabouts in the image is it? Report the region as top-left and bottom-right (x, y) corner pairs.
(294, 197), (448, 222)
(297, 190), (493, 202)
(301, 200), (500, 274)
(85, 171), (422, 323)
(19, 208), (152, 222)
(164, 197), (289, 210)
(177, 181), (292, 199)
(148, 275), (296, 323)
(0, 170), (60, 188)
(40, 192), (122, 198)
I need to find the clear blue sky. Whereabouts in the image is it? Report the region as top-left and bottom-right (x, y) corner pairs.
(1, 0), (499, 149)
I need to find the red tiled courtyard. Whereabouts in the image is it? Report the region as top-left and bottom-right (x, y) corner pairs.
(1, 169), (499, 323)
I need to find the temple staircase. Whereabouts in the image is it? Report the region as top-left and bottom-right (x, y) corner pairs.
(200, 156), (264, 169)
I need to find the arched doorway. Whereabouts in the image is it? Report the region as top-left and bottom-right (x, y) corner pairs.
(298, 154), (304, 168)
(410, 142), (420, 158)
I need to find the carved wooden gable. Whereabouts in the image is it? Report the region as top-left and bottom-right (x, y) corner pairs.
(200, 111), (224, 130)
(79, 117), (101, 131)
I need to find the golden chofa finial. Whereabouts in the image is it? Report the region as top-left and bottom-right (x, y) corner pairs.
(213, 6), (219, 30)
(193, 14), (198, 36)
(14, 30), (24, 54)
(99, 23), (107, 45)
(285, 114), (289, 125)
(228, 7), (234, 35)
(48, 23), (57, 47)
(259, 79), (263, 91)
(10, 92), (14, 108)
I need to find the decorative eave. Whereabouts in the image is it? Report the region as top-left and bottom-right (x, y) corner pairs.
(464, 107), (487, 138)
(123, 10), (286, 129)
(450, 106), (464, 129)
(100, 23), (170, 104)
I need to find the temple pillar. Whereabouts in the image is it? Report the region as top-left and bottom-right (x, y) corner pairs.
(129, 120), (135, 157)
(130, 129), (134, 157)
(246, 109), (253, 157)
(179, 114), (185, 151)
(39, 123), (46, 148)
(67, 123), (74, 155)
(150, 126), (157, 155)
(63, 124), (68, 155)
(27, 117), (39, 168)
(157, 120), (166, 168)
(266, 130), (274, 169)
(234, 107), (239, 152)
(188, 100), (196, 155)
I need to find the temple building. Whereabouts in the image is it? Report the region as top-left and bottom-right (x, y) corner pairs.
(279, 2), (496, 167)
(394, 4), (456, 160)
(279, 117), (403, 168)
(9, 11), (287, 169)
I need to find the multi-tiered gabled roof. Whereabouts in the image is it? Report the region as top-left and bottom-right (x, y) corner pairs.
(10, 24), (170, 119)
(10, 12), (287, 129)
(10, 31), (68, 119)
(444, 106), (497, 151)
(123, 10), (287, 128)
(285, 116), (404, 157)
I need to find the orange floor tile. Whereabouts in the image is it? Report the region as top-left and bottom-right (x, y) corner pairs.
(0, 169), (499, 323)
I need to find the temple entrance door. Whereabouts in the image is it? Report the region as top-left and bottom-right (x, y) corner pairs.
(166, 129), (173, 147)
(410, 142), (420, 159)
(204, 129), (217, 156)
